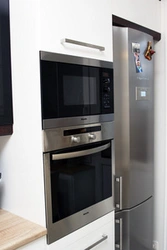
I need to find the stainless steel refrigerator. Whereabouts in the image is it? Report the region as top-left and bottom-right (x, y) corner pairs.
(113, 27), (154, 250)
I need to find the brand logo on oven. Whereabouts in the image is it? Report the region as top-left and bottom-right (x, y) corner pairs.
(81, 117), (87, 121)
(83, 211), (89, 216)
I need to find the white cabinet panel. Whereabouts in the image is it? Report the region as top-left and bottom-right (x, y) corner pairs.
(39, 0), (113, 61)
(46, 212), (114, 250)
(68, 220), (114, 250)
(17, 214), (114, 250)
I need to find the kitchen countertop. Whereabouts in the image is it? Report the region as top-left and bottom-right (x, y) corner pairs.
(0, 209), (47, 250)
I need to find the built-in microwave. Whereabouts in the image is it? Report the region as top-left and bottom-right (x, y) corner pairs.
(40, 52), (114, 129)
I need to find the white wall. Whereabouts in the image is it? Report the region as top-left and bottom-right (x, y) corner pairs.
(0, 0), (45, 226)
(154, 37), (166, 250)
(0, 0), (164, 249)
(111, 0), (161, 32)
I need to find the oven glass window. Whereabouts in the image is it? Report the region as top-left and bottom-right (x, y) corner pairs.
(50, 141), (112, 223)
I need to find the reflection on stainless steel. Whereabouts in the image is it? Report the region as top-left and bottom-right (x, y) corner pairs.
(84, 234), (108, 250)
(52, 142), (110, 160)
(61, 38), (105, 51)
(113, 27), (154, 250)
(115, 198), (153, 250)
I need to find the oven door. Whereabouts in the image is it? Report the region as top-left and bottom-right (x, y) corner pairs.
(43, 140), (114, 244)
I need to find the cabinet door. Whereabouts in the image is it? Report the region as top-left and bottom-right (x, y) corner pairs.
(39, 0), (113, 61)
(67, 220), (114, 250)
(0, 0), (13, 134)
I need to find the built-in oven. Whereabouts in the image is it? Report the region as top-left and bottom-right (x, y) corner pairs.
(40, 52), (114, 129)
(43, 121), (114, 244)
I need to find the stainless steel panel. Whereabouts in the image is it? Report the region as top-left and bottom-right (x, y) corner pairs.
(43, 114), (114, 130)
(40, 51), (113, 68)
(43, 121), (114, 152)
(115, 197), (153, 250)
(113, 27), (154, 209)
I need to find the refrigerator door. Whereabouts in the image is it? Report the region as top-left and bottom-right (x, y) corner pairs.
(113, 27), (154, 209)
(115, 197), (153, 250)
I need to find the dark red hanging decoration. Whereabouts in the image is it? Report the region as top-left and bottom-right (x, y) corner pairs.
(145, 41), (155, 61)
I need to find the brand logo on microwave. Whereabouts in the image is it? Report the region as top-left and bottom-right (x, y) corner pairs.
(81, 118), (87, 121)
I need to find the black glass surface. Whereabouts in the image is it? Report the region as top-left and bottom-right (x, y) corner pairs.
(0, 0), (13, 125)
(50, 141), (112, 223)
(40, 60), (114, 121)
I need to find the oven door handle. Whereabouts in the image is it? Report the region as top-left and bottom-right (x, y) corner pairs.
(52, 142), (110, 160)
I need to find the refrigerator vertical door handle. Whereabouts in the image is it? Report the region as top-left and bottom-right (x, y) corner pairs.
(115, 176), (123, 210)
(115, 218), (123, 250)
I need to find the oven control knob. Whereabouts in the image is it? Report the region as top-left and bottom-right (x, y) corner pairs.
(71, 136), (80, 143)
(88, 133), (96, 140)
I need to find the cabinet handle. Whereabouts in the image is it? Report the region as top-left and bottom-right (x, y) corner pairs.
(115, 176), (123, 210)
(61, 38), (105, 51)
(115, 218), (123, 250)
(84, 234), (108, 250)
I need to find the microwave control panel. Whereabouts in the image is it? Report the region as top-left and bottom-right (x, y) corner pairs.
(103, 78), (111, 109)
(102, 74), (113, 111)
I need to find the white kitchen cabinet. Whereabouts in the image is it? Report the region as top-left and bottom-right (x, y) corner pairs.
(39, 0), (113, 61)
(17, 212), (114, 250)
(47, 211), (114, 250)
(67, 220), (114, 250)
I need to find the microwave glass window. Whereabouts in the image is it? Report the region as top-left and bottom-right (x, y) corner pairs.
(63, 76), (97, 106)
(40, 58), (114, 123)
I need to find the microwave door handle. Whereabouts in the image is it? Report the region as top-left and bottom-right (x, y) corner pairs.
(52, 142), (110, 161)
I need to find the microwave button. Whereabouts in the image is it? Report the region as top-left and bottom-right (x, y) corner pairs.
(88, 133), (96, 140)
(71, 136), (81, 143)
(103, 86), (111, 93)
(103, 78), (110, 84)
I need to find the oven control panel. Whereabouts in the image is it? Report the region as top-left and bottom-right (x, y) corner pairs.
(43, 121), (114, 152)
(71, 133), (96, 144)
(64, 126), (99, 144)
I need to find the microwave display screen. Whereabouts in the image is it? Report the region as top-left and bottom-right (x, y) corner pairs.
(63, 75), (97, 106)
